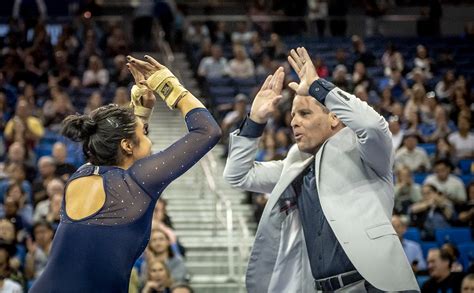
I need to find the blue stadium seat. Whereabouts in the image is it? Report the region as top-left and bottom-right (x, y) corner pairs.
(404, 227), (421, 243)
(421, 242), (439, 258)
(435, 228), (472, 246)
(233, 77), (257, 87)
(417, 276), (430, 288)
(419, 143), (436, 156)
(209, 86), (236, 99)
(413, 173), (429, 185)
(458, 243), (474, 272)
(460, 174), (474, 186)
(206, 76), (232, 86)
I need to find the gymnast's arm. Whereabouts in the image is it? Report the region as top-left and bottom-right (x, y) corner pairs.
(126, 56), (221, 198)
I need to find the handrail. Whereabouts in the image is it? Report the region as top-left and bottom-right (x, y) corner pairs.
(153, 20), (249, 286)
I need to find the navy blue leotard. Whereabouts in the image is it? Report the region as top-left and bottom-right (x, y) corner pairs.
(30, 108), (220, 292)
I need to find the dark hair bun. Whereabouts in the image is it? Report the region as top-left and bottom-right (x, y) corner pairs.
(61, 114), (97, 142)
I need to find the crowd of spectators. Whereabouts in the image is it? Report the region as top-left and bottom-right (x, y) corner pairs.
(186, 10), (474, 291)
(0, 10), (193, 293)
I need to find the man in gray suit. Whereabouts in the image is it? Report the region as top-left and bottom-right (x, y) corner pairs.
(223, 47), (419, 292)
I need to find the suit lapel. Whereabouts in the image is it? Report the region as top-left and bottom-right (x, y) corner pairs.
(266, 152), (314, 213)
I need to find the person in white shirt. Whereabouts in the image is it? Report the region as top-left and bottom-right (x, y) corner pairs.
(197, 44), (229, 79)
(392, 215), (427, 273)
(395, 131), (431, 172)
(0, 247), (22, 293)
(424, 159), (467, 204)
(389, 115), (404, 151)
(448, 116), (474, 159)
(228, 45), (255, 79)
(82, 55), (109, 87)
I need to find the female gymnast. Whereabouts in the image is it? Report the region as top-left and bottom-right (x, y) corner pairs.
(29, 55), (221, 292)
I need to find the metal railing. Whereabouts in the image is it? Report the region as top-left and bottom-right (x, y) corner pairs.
(154, 19), (250, 288)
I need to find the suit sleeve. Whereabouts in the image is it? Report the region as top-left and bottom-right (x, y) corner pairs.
(223, 128), (284, 194)
(309, 79), (394, 178)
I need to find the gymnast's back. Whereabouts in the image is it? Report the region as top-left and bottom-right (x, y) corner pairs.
(29, 108), (221, 292)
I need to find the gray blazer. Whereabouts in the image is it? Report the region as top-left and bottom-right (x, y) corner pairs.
(223, 86), (420, 292)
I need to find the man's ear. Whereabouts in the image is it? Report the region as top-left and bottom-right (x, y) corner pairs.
(120, 139), (134, 155)
(329, 112), (340, 128)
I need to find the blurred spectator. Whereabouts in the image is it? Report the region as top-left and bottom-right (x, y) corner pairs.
(112, 87), (130, 107)
(142, 259), (174, 293)
(82, 55), (109, 88)
(5, 142), (36, 182)
(256, 54), (277, 77)
(432, 137), (456, 167)
(0, 182), (33, 227)
(153, 198), (174, 229)
(228, 45), (255, 79)
(0, 220), (25, 287)
(381, 43), (404, 77)
(389, 115), (404, 151)
(84, 91), (103, 115)
(221, 94), (248, 141)
(404, 84), (426, 123)
(313, 57), (329, 79)
(424, 159), (467, 204)
(379, 69), (408, 103)
(457, 182), (474, 230)
(435, 70), (456, 102)
(419, 91), (438, 127)
(395, 131), (431, 173)
(421, 248), (465, 293)
(42, 90), (75, 132)
(25, 221), (54, 281)
(442, 243), (464, 272)
(31, 156), (57, 205)
(448, 116), (474, 159)
(364, 0), (389, 37)
(394, 166), (422, 215)
(412, 45), (434, 80)
(171, 283), (194, 293)
(110, 55), (132, 87)
(33, 178), (64, 223)
(425, 107), (456, 143)
(354, 85), (369, 103)
(410, 184), (454, 240)
(254, 193), (269, 223)
(377, 88), (395, 118)
(0, 245), (22, 293)
(141, 227), (188, 283)
(392, 215), (426, 273)
(352, 61), (373, 92)
(307, 0), (327, 37)
(197, 45), (228, 79)
(52, 142), (76, 181)
(0, 163), (32, 204)
(105, 26), (129, 57)
(49, 50), (76, 88)
(132, 0), (154, 51)
(211, 21), (231, 45)
(462, 274), (474, 293)
(4, 100), (44, 150)
(2, 196), (27, 232)
(334, 48), (349, 68)
(351, 35), (376, 67)
(265, 33), (287, 60)
(331, 64), (351, 91)
(231, 22), (254, 45)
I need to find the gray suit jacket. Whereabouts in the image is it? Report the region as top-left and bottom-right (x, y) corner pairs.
(223, 86), (420, 292)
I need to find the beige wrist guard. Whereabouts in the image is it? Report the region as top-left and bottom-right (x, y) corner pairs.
(130, 85), (153, 122)
(145, 68), (188, 109)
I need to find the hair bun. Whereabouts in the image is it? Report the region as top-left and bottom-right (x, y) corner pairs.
(61, 114), (98, 142)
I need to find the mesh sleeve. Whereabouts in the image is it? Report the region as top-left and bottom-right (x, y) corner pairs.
(127, 108), (221, 199)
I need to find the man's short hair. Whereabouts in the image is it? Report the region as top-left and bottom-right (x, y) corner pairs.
(433, 158), (453, 170)
(170, 283), (194, 293)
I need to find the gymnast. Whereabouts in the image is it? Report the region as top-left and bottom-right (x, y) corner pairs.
(29, 55), (221, 292)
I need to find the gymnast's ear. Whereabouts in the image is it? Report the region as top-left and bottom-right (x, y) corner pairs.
(120, 138), (134, 156)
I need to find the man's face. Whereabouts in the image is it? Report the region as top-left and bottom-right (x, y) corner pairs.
(462, 278), (474, 293)
(434, 164), (450, 181)
(427, 250), (450, 280)
(291, 95), (336, 154)
(404, 136), (417, 151)
(391, 216), (406, 238)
